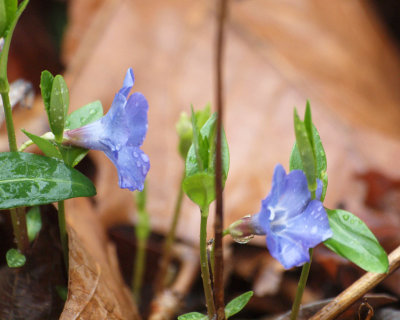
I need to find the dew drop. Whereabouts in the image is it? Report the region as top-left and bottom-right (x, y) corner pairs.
(80, 116), (86, 123)
(136, 161), (141, 167)
(115, 144), (121, 151)
(142, 166), (147, 175)
(311, 226), (318, 234)
(343, 214), (349, 221)
(89, 109), (96, 115)
(232, 234), (254, 244)
(65, 120), (70, 127)
(133, 151), (138, 158)
(141, 153), (149, 163)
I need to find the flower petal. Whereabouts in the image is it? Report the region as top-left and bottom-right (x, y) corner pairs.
(104, 146), (150, 191)
(119, 68), (135, 97)
(124, 92), (149, 146)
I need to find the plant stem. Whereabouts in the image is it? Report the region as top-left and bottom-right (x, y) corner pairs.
(290, 248), (313, 320)
(214, 0), (228, 318)
(1, 92), (29, 254)
(154, 170), (185, 294)
(132, 189), (150, 303)
(200, 208), (216, 318)
(58, 200), (69, 271)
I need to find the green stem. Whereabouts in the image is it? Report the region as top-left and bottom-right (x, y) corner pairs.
(132, 236), (147, 303)
(155, 170), (185, 294)
(58, 200), (69, 271)
(200, 208), (216, 318)
(1, 92), (29, 254)
(290, 248), (313, 320)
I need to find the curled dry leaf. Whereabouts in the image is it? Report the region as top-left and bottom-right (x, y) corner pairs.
(60, 198), (140, 320)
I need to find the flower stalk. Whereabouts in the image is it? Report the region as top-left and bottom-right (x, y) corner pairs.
(200, 207), (216, 318)
(58, 200), (69, 271)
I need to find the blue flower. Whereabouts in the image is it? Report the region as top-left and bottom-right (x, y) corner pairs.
(251, 164), (332, 269)
(64, 68), (150, 191)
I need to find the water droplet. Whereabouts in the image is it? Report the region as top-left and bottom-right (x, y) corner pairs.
(58, 116), (62, 120)
(115, 144), (121, 151)
(232, 234), (254, 244)
(343, 214), (349, 221)
(65, 120), (70, 127)
(89, 109), (96, 115)
(133, 151), (138, 158)
(136, 161), (141, 167)
(140, 153), (149, 163)
(80, 116), (86, 123)
(142, 166), (147, 175)
(311, 226), (318, 234)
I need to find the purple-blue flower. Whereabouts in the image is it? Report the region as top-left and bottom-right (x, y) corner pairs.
(64, 68), (149, 191)
(251, 164), (332, 269)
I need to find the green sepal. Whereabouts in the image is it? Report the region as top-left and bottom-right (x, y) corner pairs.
(49, 75), (69, 141)
(290, 122), (328, 201)
(58, 145), (88, 167)
(177, 312), (207, 320)
(324, 209), (389, 273)
(225, 291), (253, 319)
(26, 206), (42, 242)
(65, 100), (103, 130)
(176, 112), (193, 160)
(0, 0), (29, 92)
(183, 172), (215, 213)
(293, 107), (317, 193)
(22, 129), (62, 159)
(6, 248), (26, 268)
(0, 152), (96, 209)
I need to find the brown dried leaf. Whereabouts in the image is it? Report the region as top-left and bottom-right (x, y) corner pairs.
(60, 198), (140, 320)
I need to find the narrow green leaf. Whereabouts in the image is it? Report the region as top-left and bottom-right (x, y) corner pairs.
(177, 312), (207, 320)
(40, 70), (54, 117)
(324, 209), (389, 273)
(65, 100), (103, 130)
(183, 172), (215, 211)
(304, 101), (315, 155)
(0, 152), (96, 209)
(190, 106), (204, 171)
(225, 291), (253, 318)
(290, 124), (328, 201)
(293, 108), (317, 193)
(22, 129), (62, 159)
(26, 206), (42, 242)
(0, 0), (17, 37)
(194, 103), (211, 129)
(49, 75), (69, 141)
(6, 248), (26, 268)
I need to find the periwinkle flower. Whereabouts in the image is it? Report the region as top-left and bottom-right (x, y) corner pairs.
(250, 164), (332, 269)
(64, 68), (149, 191)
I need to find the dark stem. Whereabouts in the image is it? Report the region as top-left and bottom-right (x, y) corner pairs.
(214, 0), (228, 319)
(200, 210), (216, 318)
(154, 170), (185, 294)
(58, 200), (69, 272)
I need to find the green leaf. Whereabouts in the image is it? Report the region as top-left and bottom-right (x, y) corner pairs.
(225, 291), (253, 318)
(6, 248), (26, 268)
(183, 172), (215, 211)
(58, 145), (88, 167)
(0, 152), (96, 209)
(49, 75), (69, 141)
(177, 312), (207, 320)
(0, 0), (17, 37)
(65, 100), (103, 130)
(293, 108), (317, 193)
(40, 70), (54, 117)
(22, 129), (62, 159)
(0, 0), (29, 92)
(290, 124), (328, 201)
(176, 112), (193, 160)
(324, 209), (389, 273)
(26, 206), (42, 242)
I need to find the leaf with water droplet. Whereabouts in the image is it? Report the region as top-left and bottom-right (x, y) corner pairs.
(290, 103), (327, 200)
(6, 248), (26, 268)
(22, 129), (62, 159)
(324, 209), (388, 273)
(183, 172), (215, 213)
(0, 152), (96, 209)
(65, 100), (103, 130)
(49, 75), (69, 141)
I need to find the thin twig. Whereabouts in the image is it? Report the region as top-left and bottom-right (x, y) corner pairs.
(310, 245), (400, 320)
(214, 0), (228, 319)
